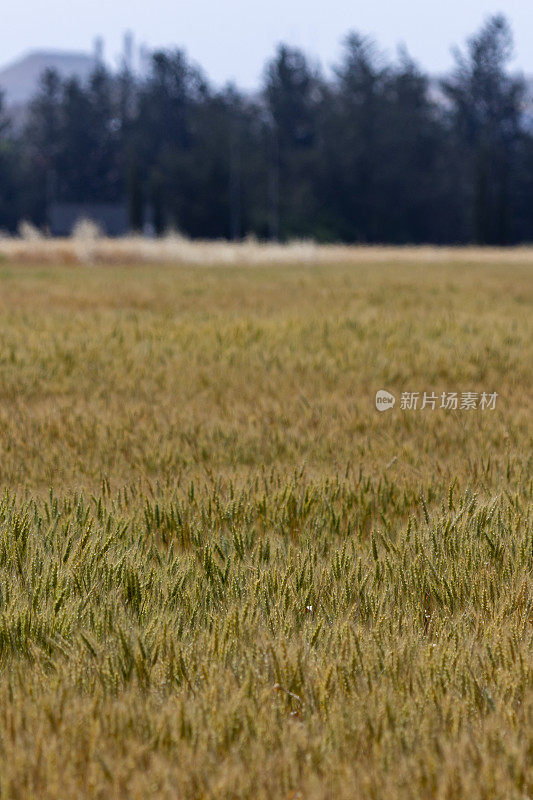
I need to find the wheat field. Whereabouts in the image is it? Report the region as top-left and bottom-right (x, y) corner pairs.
(0, 246), (531, 799)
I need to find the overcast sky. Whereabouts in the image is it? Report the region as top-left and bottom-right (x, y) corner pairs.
(3, 1), (533, 86)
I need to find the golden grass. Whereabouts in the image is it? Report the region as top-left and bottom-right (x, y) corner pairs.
(3, 232), (533, 266)
(0, 248), (530, 799)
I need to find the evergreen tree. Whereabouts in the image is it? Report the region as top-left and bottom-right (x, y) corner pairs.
(263, 45), (323, 239)
(442, 15), (524, 244)
(322, 34), (388, 242)
(25, 69), (63, 219)
(134, 50), (206, 232)
(0, 93), (21, 231)
(379, 51), (453, 243)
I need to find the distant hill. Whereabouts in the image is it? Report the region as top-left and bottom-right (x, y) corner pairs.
(0, 50), (97, 106)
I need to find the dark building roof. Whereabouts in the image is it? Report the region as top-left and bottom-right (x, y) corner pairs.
(49, 202), (130, 237)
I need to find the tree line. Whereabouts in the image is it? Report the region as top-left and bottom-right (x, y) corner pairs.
(1, 14), (532, 244)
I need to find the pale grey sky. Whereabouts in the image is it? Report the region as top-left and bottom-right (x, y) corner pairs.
(3, 0), (533, 86)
